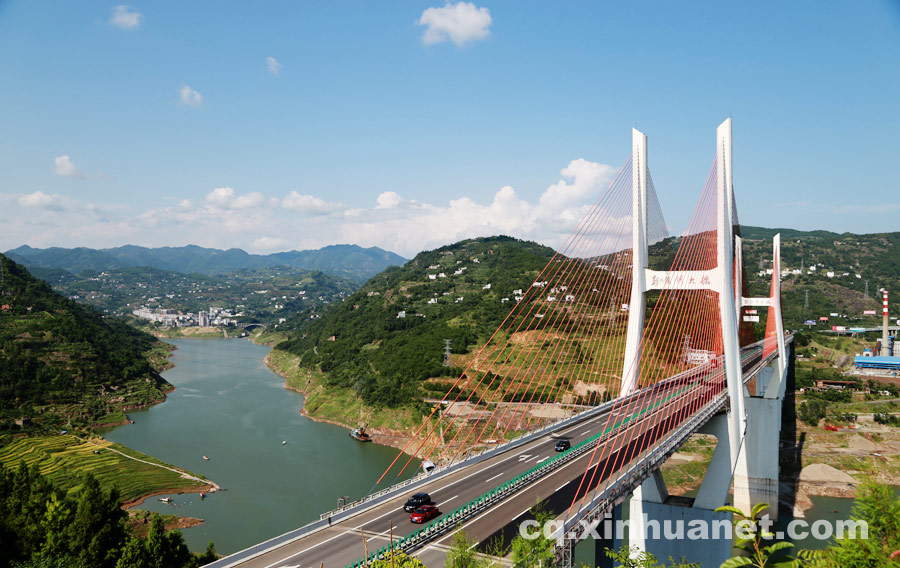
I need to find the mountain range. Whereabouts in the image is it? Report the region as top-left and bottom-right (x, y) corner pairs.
(4, 244), (406, 280)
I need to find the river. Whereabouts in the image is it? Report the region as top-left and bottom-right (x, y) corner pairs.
(102, 338), (418, 555)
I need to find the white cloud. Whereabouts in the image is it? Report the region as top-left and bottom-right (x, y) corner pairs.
(375, 191), (403, 209)
(282, 191), (343, 215)
(266, 56), (281, 76)
(205, 187), (235, 207)
(539, 159), (616, 209)
(205, 187), (265, 209)
(54, 155), (85, 178)
(252, 236), (288, 251)
(18, 191), (63, 210)
(179, 85), (203, 107)
(418, 2), (492, 46)
(1, 158), (626, 258)
(110, 5), (143, 29)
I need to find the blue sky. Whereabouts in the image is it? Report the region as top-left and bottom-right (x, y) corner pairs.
(1, 1), (898, 257)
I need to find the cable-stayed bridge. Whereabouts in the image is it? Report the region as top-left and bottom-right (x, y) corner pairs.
(208, 119), (791, 568)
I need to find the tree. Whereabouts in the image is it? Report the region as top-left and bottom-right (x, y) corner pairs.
(68, 474), (128, 568)
(810, 480), (900, 567)
(603, 545), (698, 567)
(446, 529), (479, 568)
(144, 514), (193, 568)
(716, 503), (799, 568)
(798, 399), (827, 426)
(196, 542), (218, 565)
(116, 538), (152, 568)
(510, 502), (556, 568)
(368, 550), (427, 567)
(38, 493), (72, 559)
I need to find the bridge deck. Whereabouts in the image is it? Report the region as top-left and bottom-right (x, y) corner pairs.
(210, 343), (779, 568)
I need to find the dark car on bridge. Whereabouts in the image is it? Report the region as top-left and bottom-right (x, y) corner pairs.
(403, 492), (431, 512)
(554, 439), (571, 452)
(409, 505), (440, 524)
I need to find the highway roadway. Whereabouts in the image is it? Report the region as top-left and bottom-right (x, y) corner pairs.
(219, 345), (769, 568)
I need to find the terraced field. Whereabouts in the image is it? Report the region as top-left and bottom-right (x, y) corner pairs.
(0, 434), (211, 503)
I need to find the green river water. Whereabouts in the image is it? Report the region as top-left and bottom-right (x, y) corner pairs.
(103, 338), (418, 555)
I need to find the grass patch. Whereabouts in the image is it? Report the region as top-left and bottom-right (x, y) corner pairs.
(265, 349), (421, 433)
(0, 434), (208, 503)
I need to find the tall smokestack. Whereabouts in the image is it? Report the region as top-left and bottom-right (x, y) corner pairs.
(882, 290), (890, 356)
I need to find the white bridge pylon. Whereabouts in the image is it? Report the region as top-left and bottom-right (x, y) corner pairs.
(613, 119), (787, 562)
(620, 118), (746, 474)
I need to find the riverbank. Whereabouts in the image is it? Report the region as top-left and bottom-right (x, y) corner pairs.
(150, 326), (231, 339)
(263, 348), (425, 453)
(128, 510), (205, 537)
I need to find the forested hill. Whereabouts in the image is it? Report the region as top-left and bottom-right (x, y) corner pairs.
(738, 226), (900, 329)
(0, 253), (171, 432)
(276, 236), (556, 407)
(5, 243), (406, 280)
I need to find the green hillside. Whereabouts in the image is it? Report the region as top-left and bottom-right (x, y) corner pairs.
(276, 236), (557, 408)
(739, 226), (900, 330)
(0, 253), (172, 433)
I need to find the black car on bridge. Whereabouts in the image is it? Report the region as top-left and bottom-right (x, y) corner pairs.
(403, 492), (431, 512)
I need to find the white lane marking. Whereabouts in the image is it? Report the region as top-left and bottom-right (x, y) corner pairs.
(264, 410), (618, 566)
(439, 494), (459, 506)
(581, 430), (591, 435)
(485, 472), (504, 483)
(537, 457), (548, 464)
(517, 454), (532, 462)
(556, 482), (569, 492)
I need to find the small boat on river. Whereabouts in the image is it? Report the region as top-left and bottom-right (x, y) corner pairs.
(158, 497), (172, 503)
(350, 428), (372, 442)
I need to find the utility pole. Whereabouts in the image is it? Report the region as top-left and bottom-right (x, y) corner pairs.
(443, 339), (452, 367)
(804, 290), (809, 309)
(865, 280), (869, 299)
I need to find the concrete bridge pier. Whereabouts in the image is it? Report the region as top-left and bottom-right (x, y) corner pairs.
(628, 453), (733, 566)
(733, 355), (788, 520)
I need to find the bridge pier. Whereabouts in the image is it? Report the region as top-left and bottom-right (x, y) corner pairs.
(627, 495), (732, 567)
(733, 396), (782, 520)
(628, 417), (735, 566)
(734, 352), (788, 520)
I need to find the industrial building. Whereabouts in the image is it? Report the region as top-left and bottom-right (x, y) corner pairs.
(854, 289), (900, 371)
